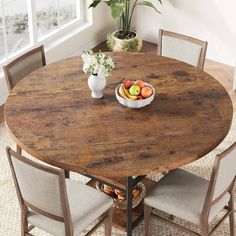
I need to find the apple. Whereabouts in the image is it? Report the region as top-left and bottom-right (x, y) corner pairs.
(134, 80), (145, 88)
(129, 85), (141, 96)
(123, 80), (132, 89)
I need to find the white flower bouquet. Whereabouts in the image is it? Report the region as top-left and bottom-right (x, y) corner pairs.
(81, 50), (114, 77)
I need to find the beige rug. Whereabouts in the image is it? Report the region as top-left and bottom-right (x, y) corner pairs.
(0, 113), (235, 236)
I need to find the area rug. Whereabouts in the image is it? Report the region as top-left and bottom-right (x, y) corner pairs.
(0, 113), (235, 235)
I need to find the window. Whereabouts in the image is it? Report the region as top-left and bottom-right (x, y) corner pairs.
(0, 0), (84, 62)
(36, 0), (59, 39)
(0, 0), (29, 60)
(36, 0), (79, 40)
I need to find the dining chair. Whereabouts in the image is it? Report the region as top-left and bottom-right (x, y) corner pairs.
(6, 147), (113, 236)
(157, 29), (208, 70)
(3, 45), (46, 155)
(144, 142), (236, 236)
(3, 45), (46, 91)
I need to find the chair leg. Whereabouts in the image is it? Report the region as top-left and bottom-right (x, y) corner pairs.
(200, 223), (209, 236)
(229, 212), (235, 236)
(21, 212), (28, 236)
(144, 204), (152, 236)
(229, 198), (235, 236)
(104, 208), (113, 236)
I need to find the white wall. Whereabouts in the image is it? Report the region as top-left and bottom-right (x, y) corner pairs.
(134, 0), (236, 66)
(0, 4), (115, 105)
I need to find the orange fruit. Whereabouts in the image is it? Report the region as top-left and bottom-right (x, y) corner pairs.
(141, 86), (153, 98)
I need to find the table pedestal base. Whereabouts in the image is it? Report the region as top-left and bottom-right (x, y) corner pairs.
(87, 178), (156, 233)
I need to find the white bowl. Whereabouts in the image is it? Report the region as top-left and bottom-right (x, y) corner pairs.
(115, 82), (156, 108)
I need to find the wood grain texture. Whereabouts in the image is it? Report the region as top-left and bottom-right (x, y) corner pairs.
(4, 53), (233, 177)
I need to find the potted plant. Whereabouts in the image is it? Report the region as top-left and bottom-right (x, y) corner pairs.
(89, 0), (163, 52)
(82, 50), (114, 98)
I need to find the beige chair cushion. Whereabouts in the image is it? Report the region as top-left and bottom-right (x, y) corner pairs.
(144, 169), (230, 225)
(162, 35), (202, 67)
(27, 179), (113, 236)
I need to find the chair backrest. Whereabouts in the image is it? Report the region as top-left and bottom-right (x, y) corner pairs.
(157, 29), (208, 70)
(3, 45), (46, 91)
(6, 147), (71, 223)
(211, 142), (236, 201)
(203, 142), (236, 216)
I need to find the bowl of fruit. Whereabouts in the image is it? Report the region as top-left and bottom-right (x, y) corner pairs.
(115, 80), (155, 108)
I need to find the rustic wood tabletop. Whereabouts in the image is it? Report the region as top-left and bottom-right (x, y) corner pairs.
(4, 52), (233, 178)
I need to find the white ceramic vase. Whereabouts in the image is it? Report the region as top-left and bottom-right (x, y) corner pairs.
(88, 74), (106, 98)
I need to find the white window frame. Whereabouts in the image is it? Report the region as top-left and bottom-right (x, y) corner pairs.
(0, 0), (86, 65)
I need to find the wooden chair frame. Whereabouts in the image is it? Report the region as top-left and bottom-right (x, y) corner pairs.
(3, 45), (46, 91)
(157, 29), (208, 70)
(6, 147), (113, 236)
(4, 45), (46, 159)
(144, 142), (236, 236)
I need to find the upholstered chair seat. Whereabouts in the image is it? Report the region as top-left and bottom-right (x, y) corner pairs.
(145, 169), (230, 225)
(27, 179), (113, 236)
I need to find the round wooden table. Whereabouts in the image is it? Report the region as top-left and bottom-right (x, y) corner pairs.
(4, 52), (233, 177)
(4, 53), (233, 235)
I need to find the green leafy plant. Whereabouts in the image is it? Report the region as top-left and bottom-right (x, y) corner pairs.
(90, 0), (163, 39)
